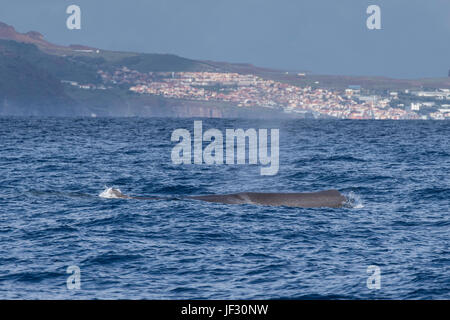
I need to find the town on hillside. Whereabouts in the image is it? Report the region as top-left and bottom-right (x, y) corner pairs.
(66, 67), (450, 120)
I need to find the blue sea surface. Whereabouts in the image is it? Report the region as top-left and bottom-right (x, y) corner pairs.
(0, 118), (448, 299)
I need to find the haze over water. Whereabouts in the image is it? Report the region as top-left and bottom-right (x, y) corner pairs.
(0, 118), (448, 299)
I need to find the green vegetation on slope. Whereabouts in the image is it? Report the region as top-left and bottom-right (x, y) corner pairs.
(0, 40), (216, 114)
(0, 43), (67, 105)
(0, 40), (102, 85)
(108, 53), (214, 72)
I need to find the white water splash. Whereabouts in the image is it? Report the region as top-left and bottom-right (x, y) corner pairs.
(99, 187), (122, 199)
(345, 191), (364, 209)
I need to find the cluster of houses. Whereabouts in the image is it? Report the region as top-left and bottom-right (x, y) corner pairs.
(61, 80), (108, 91)
(126, 71), (421, 119)
(70, 67), (450, 120)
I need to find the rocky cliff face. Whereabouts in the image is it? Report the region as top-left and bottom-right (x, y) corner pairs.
(0, 22), (58, 49)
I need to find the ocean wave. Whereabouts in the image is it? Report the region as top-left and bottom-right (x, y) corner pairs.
(28, 189), (94, 199)
(2, 119), (448, 299)
(296, 155), (366, 164)
(343, 191), (364, 209)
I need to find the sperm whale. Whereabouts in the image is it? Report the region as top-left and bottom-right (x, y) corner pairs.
(100, 188), (347, 208)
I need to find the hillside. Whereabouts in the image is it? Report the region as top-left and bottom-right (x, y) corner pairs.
(0, 41), (78, 115)
(0, 20), (448, 117)
(0, 21), (221, 116)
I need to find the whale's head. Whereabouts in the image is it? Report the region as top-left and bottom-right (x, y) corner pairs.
(99, 187), (128, 199)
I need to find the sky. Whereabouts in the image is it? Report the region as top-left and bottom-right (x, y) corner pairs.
(1, 0), (449, 78)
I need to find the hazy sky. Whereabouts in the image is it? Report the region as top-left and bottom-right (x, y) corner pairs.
(1, 0), (449, 78)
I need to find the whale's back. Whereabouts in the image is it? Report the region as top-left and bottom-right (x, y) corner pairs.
(191, 190), (346, 208)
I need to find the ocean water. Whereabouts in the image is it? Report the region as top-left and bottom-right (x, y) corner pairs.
(0, 117), (448, 299)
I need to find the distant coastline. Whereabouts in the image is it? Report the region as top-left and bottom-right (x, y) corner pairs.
(1, 21), (449, 119)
